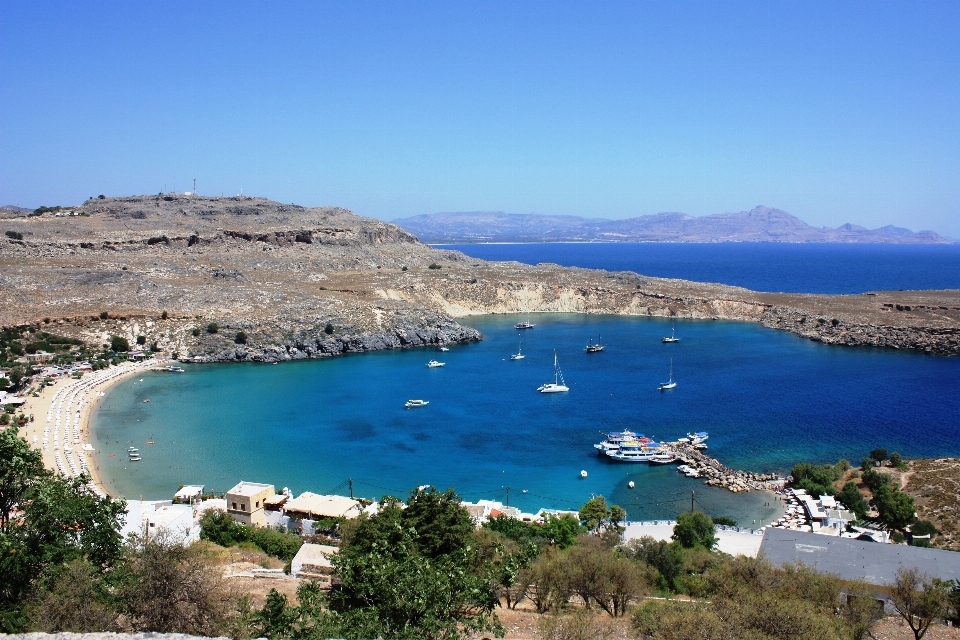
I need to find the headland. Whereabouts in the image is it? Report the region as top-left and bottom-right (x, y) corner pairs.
(2, 195), (958, 359)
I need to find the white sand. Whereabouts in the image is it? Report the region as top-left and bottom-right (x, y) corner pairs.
(18, 359), (166, 495)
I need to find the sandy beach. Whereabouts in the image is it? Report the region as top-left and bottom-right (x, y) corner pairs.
(18, 359), (166, 496)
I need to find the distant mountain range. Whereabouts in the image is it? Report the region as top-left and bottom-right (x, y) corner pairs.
(393, 206), (952, 244)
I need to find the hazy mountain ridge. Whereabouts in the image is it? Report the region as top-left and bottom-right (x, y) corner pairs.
(394, 206), (952, 244)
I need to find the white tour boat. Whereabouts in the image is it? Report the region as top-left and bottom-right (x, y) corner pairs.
(537, 350), (569, 393)
(405, 399), (429, 408)
(426, 360), (445, 368)
(515, 320), (535, 329)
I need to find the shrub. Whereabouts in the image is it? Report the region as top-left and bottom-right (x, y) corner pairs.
(401, 266), (408, 271)
(191, 327), (201, 337)
(234, 331), (247, 345)
(711, 516), (738, 527)
(790, 462), (837, 497)
(161, 311), (168, 320)
(870, 448), (888, 465)
(324, 323), (334, 335)
(206, 323), (218, 334)
(911, 520), (937, 537)
(890, 451), (903, 467)
(5, 230), (23, 240)
(99, 311), (109, 320)
(136, 336), (146, 346)
(838, 482), (870, 520)
(109, 336), (130, 353)
(428, 263), (441, 269)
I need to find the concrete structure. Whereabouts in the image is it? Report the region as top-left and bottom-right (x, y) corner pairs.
(283, 492), (363, 520)
(623, 521), (766, 558)
(226, 481), (275, 527)
(759, 527), (960, 585)
(291, 543), (338, 581)
(264, 493), (289, 510)
(120, 500), (200, 543)
(174, 484), (204, 502)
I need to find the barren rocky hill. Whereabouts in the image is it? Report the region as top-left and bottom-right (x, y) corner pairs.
(2, 195), (958, 360)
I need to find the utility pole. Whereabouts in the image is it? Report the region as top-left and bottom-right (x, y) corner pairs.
(349, 478), (353, 500)
(193, 178), (196, 195)
(691, 490), (695, 513)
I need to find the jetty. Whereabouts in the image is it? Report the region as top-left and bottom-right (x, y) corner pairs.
(667, 442), (785, 494)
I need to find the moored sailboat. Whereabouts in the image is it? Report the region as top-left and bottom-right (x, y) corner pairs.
(537, 350), (569, 393)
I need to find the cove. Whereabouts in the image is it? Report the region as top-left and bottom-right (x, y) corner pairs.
(90, 314), (960, 525)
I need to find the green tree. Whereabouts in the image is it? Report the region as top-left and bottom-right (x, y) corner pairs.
(672, 512), (717, 550)
(324, 323), (334, 335)
(579, 496), (611, 534)
(870, 448), (888, 466)
(399, 486), (475, 558)
(191, 327), (201, 337)
(234, 331), (247, 344)
(99, 311), (108, 320)
(872, 484), (917, 531)
(206, 323), (218, 334)
(861, 457), (874, 470)
(539, 513), (583, 549)
(890, 451), (904, 467)
(0, 427), (45, 532)
(790, 462), (837, 497)
(609, 505), (627, 531)
(251, 588), (295, 639)
(629, 536), (685, 592)
(198, 509), (249, 546)
(327, 527), (502, 639)
(136, 335), (146, 346)
(109, 336), (129, 352)
(160, 311), (168, 320)
(838, 482), (870, 520)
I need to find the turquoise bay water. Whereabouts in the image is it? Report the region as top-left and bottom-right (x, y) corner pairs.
(91, 314), (960, 525)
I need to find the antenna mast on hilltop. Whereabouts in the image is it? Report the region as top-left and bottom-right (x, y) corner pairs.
(193, 178), (196, 196)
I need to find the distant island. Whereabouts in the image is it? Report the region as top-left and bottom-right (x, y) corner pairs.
(393, 205), (952, 244)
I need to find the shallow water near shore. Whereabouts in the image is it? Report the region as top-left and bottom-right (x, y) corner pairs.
(90, 314), (960, 525)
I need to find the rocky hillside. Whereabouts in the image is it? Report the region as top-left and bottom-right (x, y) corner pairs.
(394, 206), (952, 244)
(2, 195), (959, 361)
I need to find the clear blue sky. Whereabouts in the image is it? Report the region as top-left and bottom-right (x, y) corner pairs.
(2, 1), (958, 236)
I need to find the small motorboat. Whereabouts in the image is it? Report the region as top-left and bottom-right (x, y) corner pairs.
(405, 399), (429, 408)
(438, 346), (449, 352)
(515, 320), (535, 329)
(427, 360), (445, 368)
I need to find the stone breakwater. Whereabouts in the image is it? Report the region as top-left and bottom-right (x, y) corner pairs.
(671, 444), (786, 494)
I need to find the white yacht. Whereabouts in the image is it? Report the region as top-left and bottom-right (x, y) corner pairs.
(658, 359), (677, 390)
(515, 320), (535, 329)
(537, 350), (569, 393)
(405, 399), (429, 408)
(662, 323), (679, 343)
(686, 431), (709, 444)
(166, 366), (185, 372)
(426, 360), (445, 368)
(593, 430), (641, 454)
(438, 346), (450, 352)
(510, 336), (525, 360)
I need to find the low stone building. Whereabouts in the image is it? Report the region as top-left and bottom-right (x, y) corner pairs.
(226, 481), (275, 527)
(291, 543), (338, 582)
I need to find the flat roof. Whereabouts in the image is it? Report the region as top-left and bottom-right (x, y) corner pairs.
(292, 543), (338, 568)
(226, 481), (274, 497)
(760, 527), (960, 585)
(284, 492), (362, 519)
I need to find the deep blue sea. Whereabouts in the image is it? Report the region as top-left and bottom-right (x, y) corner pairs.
(92, 313), (960, 526)
(434, 243), (960, 294)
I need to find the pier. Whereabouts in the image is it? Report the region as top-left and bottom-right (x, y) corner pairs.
(667, 442), (786, 494)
